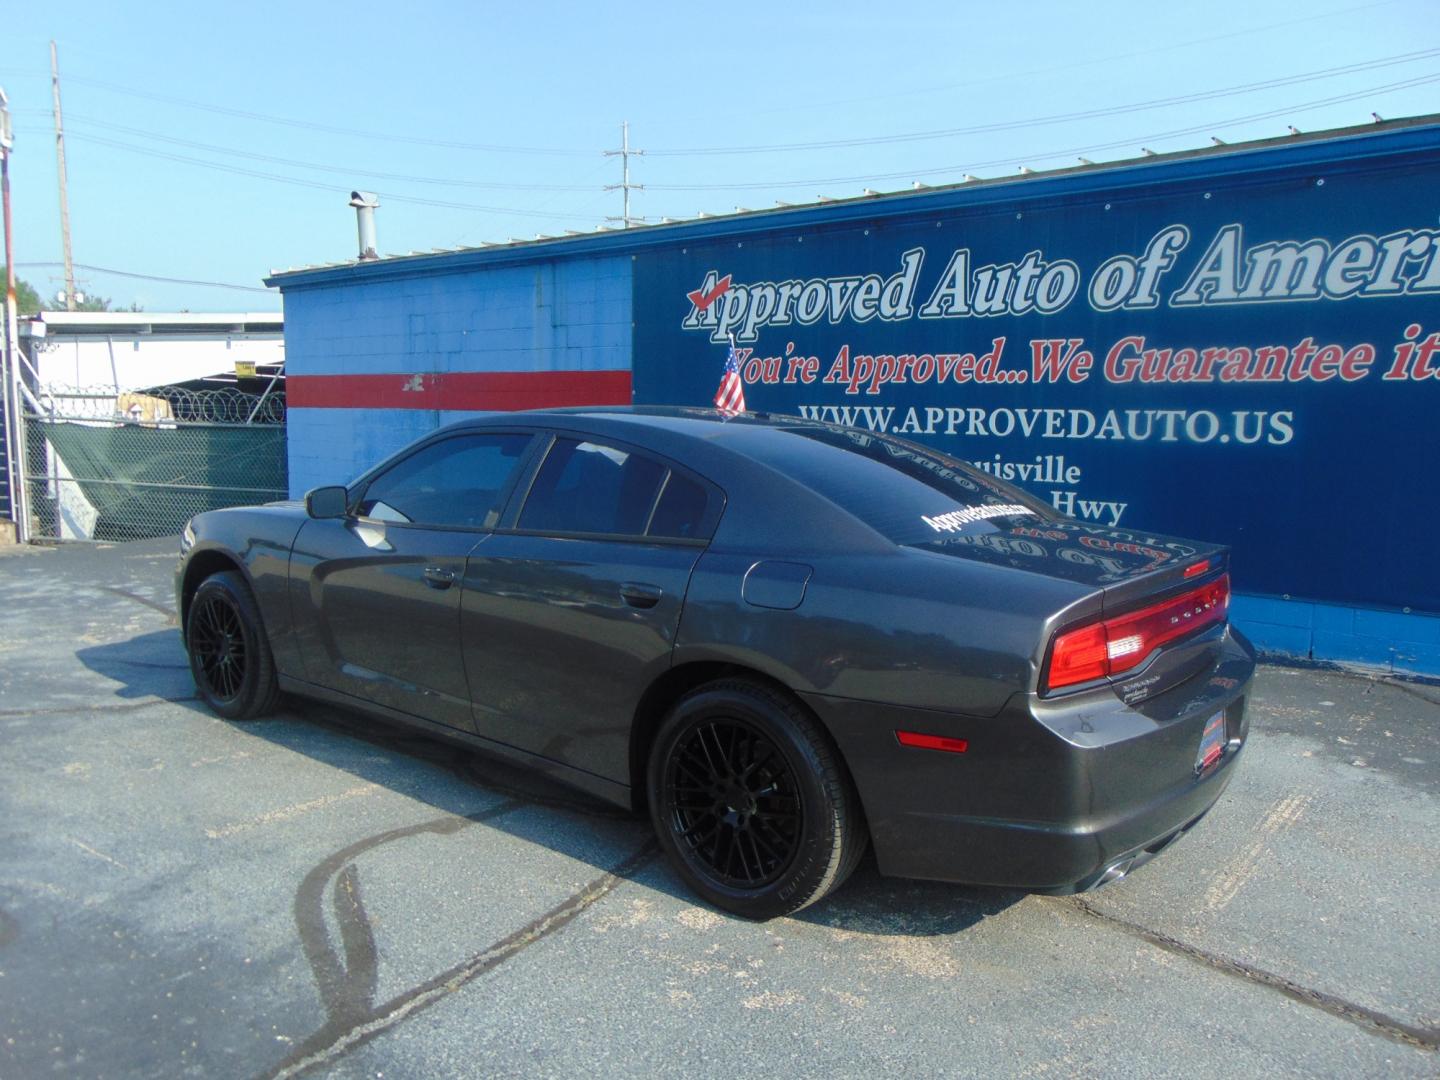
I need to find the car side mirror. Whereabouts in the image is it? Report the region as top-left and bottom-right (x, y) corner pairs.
(305, 485), (349, 520)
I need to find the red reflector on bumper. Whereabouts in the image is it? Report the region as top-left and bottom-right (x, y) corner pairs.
(896, 731), (969, 754)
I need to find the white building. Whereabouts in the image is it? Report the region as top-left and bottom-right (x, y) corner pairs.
(7, 311), (286, 541)
(19, 311), (283, 390)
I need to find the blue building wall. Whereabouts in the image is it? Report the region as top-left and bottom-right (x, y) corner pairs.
(282, 255), (632, 494)
(284, 406), (446, 494)
(1232, 596), (1440, 678)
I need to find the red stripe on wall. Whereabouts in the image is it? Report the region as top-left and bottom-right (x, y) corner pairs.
(287, 370), (633, 411)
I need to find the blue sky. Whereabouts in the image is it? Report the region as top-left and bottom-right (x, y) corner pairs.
(2, 0), (1437, 311)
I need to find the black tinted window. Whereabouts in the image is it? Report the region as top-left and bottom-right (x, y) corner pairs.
(648, 473), (709, 539)
(519, 439), (666, 536)
(739, 424), (1052, 546)
(358, 433), (531, 528)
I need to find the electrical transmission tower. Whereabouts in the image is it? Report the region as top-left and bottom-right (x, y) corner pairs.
(604, 121), (645, 228)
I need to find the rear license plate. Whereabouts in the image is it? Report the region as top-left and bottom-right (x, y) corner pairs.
(1196, 710), (1227, 772)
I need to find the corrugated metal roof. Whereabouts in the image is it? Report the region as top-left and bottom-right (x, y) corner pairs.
(265, 114), (1440, 290)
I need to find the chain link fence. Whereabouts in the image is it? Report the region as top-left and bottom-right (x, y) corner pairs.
(21, 384), (288, 542)
(0, 374), (12, 525)
(31, 384), (287, 425)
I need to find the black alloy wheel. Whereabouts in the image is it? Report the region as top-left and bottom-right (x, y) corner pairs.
(190, 591), (247, 701)
(186, 571), (279, 720)
(664, 718), (803, 889)
(648, 678), (868, 920)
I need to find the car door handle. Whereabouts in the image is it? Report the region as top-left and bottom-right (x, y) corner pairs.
(423, 566), (457, 590)
(620, 582), (663, 609)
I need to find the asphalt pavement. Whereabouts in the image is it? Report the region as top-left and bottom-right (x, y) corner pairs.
(0, 538), (1436, 1078)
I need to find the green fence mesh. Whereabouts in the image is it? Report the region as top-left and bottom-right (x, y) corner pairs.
(25, 420), (288, 542)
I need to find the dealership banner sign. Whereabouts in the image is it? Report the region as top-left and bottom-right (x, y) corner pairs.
(632, 157), (1440, 612)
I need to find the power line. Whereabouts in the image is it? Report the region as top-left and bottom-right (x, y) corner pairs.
(453, 157), (618, 246)
(29, 50), (1429, 229)
(14, 71), (598, 157)
(54, 115), (599, 191)
(0, 2), (1404, 157)
(646, 48), (1440, 156)
(46, 48), (1427, 212)
(49, 49), (1400, 200)
(23, 45), (1434, 169)
(16, 260), (272, 293)
(738, 0), (1407, 118)
(57, 132), (600, 220)
(28, 74), (1438, 221)
(643, 73), (1440, 191)
(8, 62), (1435, 241)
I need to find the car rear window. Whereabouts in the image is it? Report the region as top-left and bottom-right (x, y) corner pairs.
(519, 438), (669, 536)
(746, 424), (1053, 545)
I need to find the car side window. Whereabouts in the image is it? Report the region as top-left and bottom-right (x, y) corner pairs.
(357, 433), (531, 528)
(519, 438), (669, 537)
(647, 472), (710, 539)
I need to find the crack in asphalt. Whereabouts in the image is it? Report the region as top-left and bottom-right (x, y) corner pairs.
(96, 585), (179, 623)
(1064, 896), (1440, 1052)
(94, 657), (190, 671)
(262, 799), (658, 1080)
(0, 696), (199, 718)
(1384, 677), (1440, 710)
(1262, 659), (1440, 708)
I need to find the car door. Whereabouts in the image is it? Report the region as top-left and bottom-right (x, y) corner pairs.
(289, 431), (535, 731)
(460, 434), (721, 784)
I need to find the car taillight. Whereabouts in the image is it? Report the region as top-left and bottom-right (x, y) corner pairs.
(1045, 573), (1230, 693)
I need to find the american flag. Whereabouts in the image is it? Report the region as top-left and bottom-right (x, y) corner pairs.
(713, 337), (746, 415)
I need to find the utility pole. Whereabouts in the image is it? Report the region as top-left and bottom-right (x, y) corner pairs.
(1, 83), (28, 540)
(604, 120), (644, 228)
(50, 41), (77, 311)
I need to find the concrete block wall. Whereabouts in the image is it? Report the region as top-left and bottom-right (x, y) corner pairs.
(282, 254), (633, 495)
(1232, 595), (1440, 678)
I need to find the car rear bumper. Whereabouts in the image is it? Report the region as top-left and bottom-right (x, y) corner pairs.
(802, 626), (1255, 892)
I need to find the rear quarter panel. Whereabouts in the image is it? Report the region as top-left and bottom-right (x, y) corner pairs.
(675, 546), (1094, 718)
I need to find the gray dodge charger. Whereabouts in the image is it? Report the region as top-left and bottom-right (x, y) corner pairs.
(177, 407), (1253, 919)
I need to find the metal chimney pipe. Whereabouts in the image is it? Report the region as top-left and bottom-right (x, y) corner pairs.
(349, 190), (379, 261)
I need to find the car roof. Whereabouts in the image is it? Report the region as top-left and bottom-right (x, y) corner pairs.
(450, 404), (814, 435)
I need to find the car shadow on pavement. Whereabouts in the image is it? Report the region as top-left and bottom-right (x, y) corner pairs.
(75, 626), (195, 700)
(78, 630), (1023, 936)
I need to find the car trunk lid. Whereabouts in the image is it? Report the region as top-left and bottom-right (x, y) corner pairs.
(909, 520), (1228, 594)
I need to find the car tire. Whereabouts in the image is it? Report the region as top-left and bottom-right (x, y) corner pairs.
(186, 571), (280, 721)
(647, 678), (868, 920)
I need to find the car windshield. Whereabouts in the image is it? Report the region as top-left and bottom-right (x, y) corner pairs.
(752, 423), (1055, 546)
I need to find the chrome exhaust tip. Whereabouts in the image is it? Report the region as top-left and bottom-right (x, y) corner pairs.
(1096, 857), (1136, 887)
